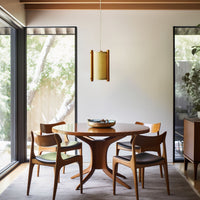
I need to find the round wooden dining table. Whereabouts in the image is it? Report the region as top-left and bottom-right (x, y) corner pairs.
(52, 123), (149, 190)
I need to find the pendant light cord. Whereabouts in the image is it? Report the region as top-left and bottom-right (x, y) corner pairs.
(100, 0), (102, 51)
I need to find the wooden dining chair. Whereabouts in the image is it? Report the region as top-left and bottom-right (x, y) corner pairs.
(27, 131), (83, 200)
(37, 121), (82, 177)
(116, 122), (163, 179)
(113, 131), (170, 200)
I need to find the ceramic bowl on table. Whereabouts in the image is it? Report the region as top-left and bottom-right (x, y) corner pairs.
(88, 119), (116, 128)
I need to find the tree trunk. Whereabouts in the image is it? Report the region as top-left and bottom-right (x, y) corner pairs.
(51, 84), (75, 122)
(27, 35), (56, 107)
(27, 35), (75, 123)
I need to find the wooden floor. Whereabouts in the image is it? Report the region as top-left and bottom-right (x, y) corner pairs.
(174, 162), (200, 196)
(0, 163), (28, 194)
(0, 162), (200, 196)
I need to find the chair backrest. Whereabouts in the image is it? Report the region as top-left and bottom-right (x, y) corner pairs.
(132, 131), (167, 155)
(40, 121), (66, 134)
(135, 121), (161, 134)
(31, 131), (62, 147)
(30, 131), (62, 160)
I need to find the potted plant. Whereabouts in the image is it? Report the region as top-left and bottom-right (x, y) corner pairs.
(182, 39), (200, 117)
(182, 67), (200, 117)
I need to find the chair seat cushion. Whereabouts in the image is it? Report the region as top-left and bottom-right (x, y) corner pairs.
(42, 141), (81, 149)
(115, 155), (132, 161)
(36, 152), (71, 164)
(115, 152), (163, 165)
(118, 141), (140, 150)
(62, 141), (81, 148)
(136, 152), (163, 164)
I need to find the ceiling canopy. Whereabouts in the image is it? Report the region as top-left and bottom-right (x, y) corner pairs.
(20, 0), (200, 10)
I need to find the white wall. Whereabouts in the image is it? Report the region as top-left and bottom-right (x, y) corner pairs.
(26, 10), (200, 163)
(0, 0), (25, 25)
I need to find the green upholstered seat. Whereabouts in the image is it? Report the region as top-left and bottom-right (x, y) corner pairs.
(36, 152), (72, 164)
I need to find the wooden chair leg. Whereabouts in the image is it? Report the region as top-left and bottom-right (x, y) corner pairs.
(79, 147), (82, 156)
(54, 167), (60, 183)
(27, 163), (34, 196)
(37, 165), (40, 177)
(139, 168), (141, 182)
(116, 143), (120, 156)
(62, 151), (67, 174)
(132, 166), (139, 200)
(78, 158), (83, 194)
(158, 150), (163, 178)
(79, 146), (83, 192)
(159, 164), (163, 178)
(141, 168), (144, 189)
(63, 166), (65, 174)
(113, 159), (118, 195)
(37, 151), (42, 177)
(52, 166), (61, 200)
(163, 163), (170, 195)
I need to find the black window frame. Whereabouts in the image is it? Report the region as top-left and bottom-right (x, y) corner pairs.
(173, 26), (200, 162)
(0, 8), (26, 179)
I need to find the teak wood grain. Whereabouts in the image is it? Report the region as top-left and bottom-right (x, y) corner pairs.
(113, 132), (170, 200)
(184, 118), (200, 180)
(116, 121), (163, 181)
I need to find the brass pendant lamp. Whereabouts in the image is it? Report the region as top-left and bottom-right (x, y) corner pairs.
(90, 0), (110, 81)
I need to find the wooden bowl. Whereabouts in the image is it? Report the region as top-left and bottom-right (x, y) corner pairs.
(88, 119), (116, 128)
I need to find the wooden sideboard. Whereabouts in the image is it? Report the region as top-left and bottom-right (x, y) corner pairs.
(184, 118), (200, 180)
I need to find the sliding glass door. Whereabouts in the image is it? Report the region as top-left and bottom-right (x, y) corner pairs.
(0, 7), (27, 179)
(26, 27), (77, 158)
(0, 24), (77, 172)
(0, 22), (15, 172)
(174, 27), (200, 161)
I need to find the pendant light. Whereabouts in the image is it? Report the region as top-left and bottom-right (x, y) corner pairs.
(90, 0), (110, 81)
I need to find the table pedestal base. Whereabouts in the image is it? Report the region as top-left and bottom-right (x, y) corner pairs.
(73, 135), (131, 190)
